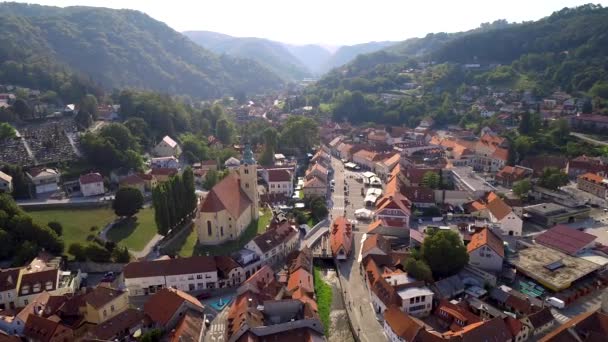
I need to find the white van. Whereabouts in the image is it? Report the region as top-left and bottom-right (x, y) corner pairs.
(545, 297), (565, 309)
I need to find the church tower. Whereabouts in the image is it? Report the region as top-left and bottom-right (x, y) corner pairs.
(240, 144), (259, 220)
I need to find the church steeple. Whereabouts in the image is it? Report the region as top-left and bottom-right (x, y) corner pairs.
(241, 144), (256, 165)
(239, 143), (259, 220)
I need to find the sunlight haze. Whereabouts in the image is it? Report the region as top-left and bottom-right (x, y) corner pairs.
(9, 0), (608, 45)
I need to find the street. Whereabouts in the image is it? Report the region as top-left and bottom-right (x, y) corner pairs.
(330, 156), (387, 341)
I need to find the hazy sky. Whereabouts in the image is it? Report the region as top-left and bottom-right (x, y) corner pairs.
(10, 0), (608, 45)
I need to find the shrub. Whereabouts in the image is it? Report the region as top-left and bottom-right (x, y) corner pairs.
(68, 243), (87, 261)
(47, 221), (63, 236)
(84, 243), (111, 263)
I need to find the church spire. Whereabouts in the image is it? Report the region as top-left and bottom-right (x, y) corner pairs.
(241, 144), (256, 165)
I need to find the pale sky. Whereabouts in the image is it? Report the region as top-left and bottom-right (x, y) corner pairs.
(9, 0), (608, 45)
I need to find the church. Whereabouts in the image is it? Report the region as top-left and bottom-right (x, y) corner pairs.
(195, 145), (259, 245)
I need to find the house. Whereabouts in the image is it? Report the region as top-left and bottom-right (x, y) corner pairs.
(86, 308), (146, 341)
(539, 308), (608, 342)
(264, 168), (294, 196)
(374, 193), (411, 229)
(224, 157), (241, 170)
(198, 160), (218, 171)
(569, 113), (608, 131)
(566, 155), (608, 178)
(305, 163), (328, 183)
(337, 143), (354, 160)
(23, 314), (74, 342)
(367, 218), (410, 238)
(195, 145), (259, 245)
(79, 284), (130, 324)
(495, 165), (532, 187)
(435, 299), (482, 332)
(215, 256), (245, 288)
(153, 136), (181, 157)
(245, 221), (299, 264)
(401, 187), (435, 208)
(122, 256), (218, 296)
(521, 307), (555, 337)
(353, 149), (379, 170)
(534, 224), (596, 256)
(521, 156), (567, 177)
(144, 288), (204, 331)
(398, 285), (434, 317)
(119, 174), (146, 194)
(26, 168), (60, 195)
(467, 228), (504, 273)
(484, 192), (522, 236)
(0, 268), (19, 311)
(402, 167), (440, 187)
(151, 156), (179, 169)
(375, 154), (400, 180)
(577, 172), (608, 198)
(166, 310), (205, 342)
(302, 176), (326, 198)
(361, 234), (391, 260)
(383, 305), (425, 342)
(149, 167), (178, 182)
(364, 257), (401, 314)
(330, 217), (353, 260)
(79, 172), (104, 197)
(0, 171), (13, 193)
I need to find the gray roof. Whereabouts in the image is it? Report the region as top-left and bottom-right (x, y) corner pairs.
(433, 275), (464, 299)
(489, 288), (510, 304)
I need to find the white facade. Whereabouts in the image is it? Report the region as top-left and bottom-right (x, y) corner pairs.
(124, 270), (218, 296)
(495, 212), (523, 236)
(153, 136), (181, 157)
(0, 171), (12, 193)
(80, 180), (104, 197)
(383, 320), (406, 342)
(469, 246), (503, 273)
(151, 156), (179, 169)
(27, 169), (60, 194)
(268, 181), (293, 196)
(370, 290), (388, 314)
(0, 288), (16, 311)
(398, 287), (434, 317)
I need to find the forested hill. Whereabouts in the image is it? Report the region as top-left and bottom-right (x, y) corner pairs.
(0, 3), (284, 99)
(183, 31), (312, 81)
(320, 41), (397, 73)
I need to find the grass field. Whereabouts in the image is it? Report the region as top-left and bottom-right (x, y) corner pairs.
(314, 267), (332, 335)
(170, 208), (272, 257)
(27, 207), (116, 255)
(106, 208), (158, 251)
(27, 207), (158, 255)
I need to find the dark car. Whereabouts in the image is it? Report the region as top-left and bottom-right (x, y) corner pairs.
(196, 292), (211, 300)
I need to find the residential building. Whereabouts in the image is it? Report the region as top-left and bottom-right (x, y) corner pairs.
(81, 285), (130, 324)
(26, 168), (60, 195)
(467, 228), (505, 273)
(540, 308), (608, 341)
(23, 314), (74, 342)
(374, 193), (411, 229)
(566, 155), (608, 178)
(79, 172), (104, 197)
(353, 149), (379, 170)
(364, 257), (401, 314)
(495, 166), (532, 187)
(144, 288), (204, 331)
(151, 156), (179, 169)
(523, 202), (590, 227)
(198, 160), (218, 171)
(577, 172), (608, 198)
(569, 113), (608, 131)
(305, 163), (328, 183)
(375, 154), (400, 180)
(330, 217), (353, 260)
(361, 234), (391, 260)
(0, 268), (19, 311)
(521, 307), (555, 338)
(398, 285), (434, 317)
(263, 168), (294, 196)
(401, 187), (435, 208)
(224, 157), (241, 170)
(0, 171), (12, 193)
(245, 221), (299, 264)
(402, 167), (441, 187)
(469, 192), (522, 236)
(86, 308), (146, 341)
(149, 167), (178, 182)
(119, 174), (146, 194)
(123, 256), (218, 296)
(153, 135), (181, 157)
(195, 145), (259, 245)
(215, 256), (245, 288)
(302, 176), (326, 198)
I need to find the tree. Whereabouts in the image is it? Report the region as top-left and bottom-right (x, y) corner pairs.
(113, 187), (144, 217)
(514, 136), (534, 162)
(1, 165), (30, 198)
(216, 118), (234, 145)
(111, 246), (131, 263)
(68, 242), (87, 261)
(84, 243), (111, 263)
(74, 110), (93, 129)
(582, 99), (593, 114)
(140, 329), (163, 342)
(13, 241), (38, 267)
(512, 179), (532, 198)
(13, 99), (31, 119)
(181, 167), (197, 215)
(421, 171), (440, 189)
(0, 123), (16, 140)
(152, 186), (170, 235)
(421, 230), (468, 278)
(259, 127), (278, 165)
(203, 169), (220, 190)
(539, 167), (569, 190)
(310, 197), (329, 222)
(404, 258), (433, 282)
(79, 94), (99, 119)
(47, 221), (63, 236)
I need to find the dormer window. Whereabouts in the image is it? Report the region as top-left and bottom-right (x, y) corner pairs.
(45, 281), (53, 290)
(21, 285), (30, 294)
(33, 283), (41, 293)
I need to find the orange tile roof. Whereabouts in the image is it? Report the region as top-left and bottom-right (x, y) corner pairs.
(383, 305), (424, 341)
(199, 173), (252, 217)
(303, 176), (326, 188)
(330, 216), (353, 257)
(144, 288), (203, 326)
(361, 234), (391, 256)
(579, 172), (606, 184)
(485, 192), (512, 220)
(467, 228), (505, 258)
(287, 268), (314, 294)
(353, 149), (378, 161)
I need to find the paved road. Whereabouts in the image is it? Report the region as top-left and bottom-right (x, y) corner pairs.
(330, 156), (387, 341)
(205, 305), (229, 342)
(570, 132), (608, 147)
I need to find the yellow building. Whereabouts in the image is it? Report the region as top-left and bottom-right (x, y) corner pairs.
(195, 145), (259, 245)
(83, 285), (129, 324)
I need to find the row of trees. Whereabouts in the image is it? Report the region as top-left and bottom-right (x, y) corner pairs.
(152, 168), (197, 235)
(80, 123), (144, 172)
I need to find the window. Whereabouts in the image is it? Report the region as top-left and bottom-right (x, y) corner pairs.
(221, 226), (224, 236)
(197, 274), (203, 280)
(187, 275), (194, 280)
(245, 183), (249, 188)
(110, 305), (115, 312)
(244, 168), (249, 174)
(207, 221), (212, 236)
(103, 310), (107, 318)
(33, 283), (41, 293)
(409, 304), (426, 312)
(24, 300), (28, 305)
(205, 274), (212, 279)
(45, 281), (53, 290)
(21, 285), (30, 295)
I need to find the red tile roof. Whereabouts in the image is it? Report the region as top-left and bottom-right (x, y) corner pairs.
(384, 305), (424, 341)
(150, 167), (178, 177)
(330, 217), (353, 257)
(361, 234), (391, 256)
(579, 172), (607, 184)
(199, 173), (252, 217)
(120, 174), (145, 186)
(267, 169), (292, 182)
(535, 225), (596, 255)
(144, 288), (203, 326)
(467, 228), (505, 258)
(402, 186), (435, 204)
(485, 192), (512, 220)
(79, 172), (103, 185)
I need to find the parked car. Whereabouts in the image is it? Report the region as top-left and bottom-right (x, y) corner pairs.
(197, 292), (212, 300)
(101, 272), (116, 283)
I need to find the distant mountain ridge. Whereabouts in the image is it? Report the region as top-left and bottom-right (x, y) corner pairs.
(0, 2), (284, 99)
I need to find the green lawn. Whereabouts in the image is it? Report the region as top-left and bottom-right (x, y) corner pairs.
(27, 207), (116, 255)
(314, 267), (332, 335)
(27, 207), (158, 256)
(106, 208), (158, 251)
(171, 208), (272, 257)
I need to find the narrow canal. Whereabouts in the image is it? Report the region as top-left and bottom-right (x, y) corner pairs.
(316, 264), (355, 342)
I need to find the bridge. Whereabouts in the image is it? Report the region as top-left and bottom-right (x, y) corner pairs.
(304, 227), (332, 259)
